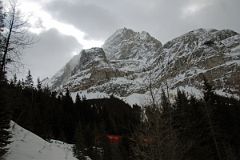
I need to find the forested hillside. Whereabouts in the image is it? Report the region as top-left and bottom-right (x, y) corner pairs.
(0, 71), (142, 160)
(2, 70), (240, 160)
(1, 0), (240, 159)
(132, 80), (240, 160)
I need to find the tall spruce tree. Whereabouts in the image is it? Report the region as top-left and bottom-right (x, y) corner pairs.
(12, 74), (17, 85)
(25, 70), (33, 88)
(73, 123), (86, 160)
(37, 78), (42, 90)
(75, 93), (81, 105)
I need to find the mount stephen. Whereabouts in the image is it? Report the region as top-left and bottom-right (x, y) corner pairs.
(46, 28), (240, 104)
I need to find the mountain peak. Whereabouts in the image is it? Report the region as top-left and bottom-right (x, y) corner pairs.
(47, 28), (240, 99)
(114, 27), (135, 35)
(103, 27), (162, 61)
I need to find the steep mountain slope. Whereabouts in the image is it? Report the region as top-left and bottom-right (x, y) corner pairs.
(48, 54), (81, 89)
(4, 122), (77, 160)
(103, 27), (162, 63)
(47, 28), (162, 96)
(153, 29), (240, 95)
(47, 28), (240, 104)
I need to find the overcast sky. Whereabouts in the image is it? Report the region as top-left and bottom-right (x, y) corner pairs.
(9, 0), (240, 80)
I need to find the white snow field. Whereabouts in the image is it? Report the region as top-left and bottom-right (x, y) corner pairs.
(4, 121), (77, 160)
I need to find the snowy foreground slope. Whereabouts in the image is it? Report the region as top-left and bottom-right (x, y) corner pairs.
(4, 122), (77, 160)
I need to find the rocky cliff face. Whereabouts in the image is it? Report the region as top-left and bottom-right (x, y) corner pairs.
(153, 29), (240, 95)
(103, 28), (162, 63)
(47, 28), (240, 103)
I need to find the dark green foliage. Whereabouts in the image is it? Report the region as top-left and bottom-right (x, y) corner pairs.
(72, 96), (141, 160)
(0, 71), (11, 159)
(75, 93), (81, 105)
(25, 70), (33, 88)
(0, 71), (141, 160)
(132, 81), (240, 160)
(73, 123), (86, 160)
(4, 66), (240, 160)
(36, 78), (42, 91)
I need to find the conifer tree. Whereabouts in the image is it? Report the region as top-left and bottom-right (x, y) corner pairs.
(202, 78), (223, 160)
(25, 70), (33, 88)
(0, 71), (11, 159)
(75, 93), (81, 105)
(63, 88), (73, 104)
(73, 123), (86, 160)
(13, 74), (17, 85)
(37, 77), (42, 91)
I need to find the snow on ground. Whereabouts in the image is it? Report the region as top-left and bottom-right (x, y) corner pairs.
(177, 85), (203, 98)
(123, 93), (149, 106)
(71, 90), (110, 101)
(70, 86), (202, 107)
(215, 89), (239, 100)
(71, 86), (237, 108)
(4, 121), (77, 160)
(71, 90), (150, 106)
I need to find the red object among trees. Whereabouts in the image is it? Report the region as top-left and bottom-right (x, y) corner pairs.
(107, 135), (122, 143)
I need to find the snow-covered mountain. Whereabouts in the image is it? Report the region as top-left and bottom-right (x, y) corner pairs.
(4, 121), (77, 160)
(153, 29), (240, 96)
(47, 28), (240, 104)
(103, 27), (162, 63)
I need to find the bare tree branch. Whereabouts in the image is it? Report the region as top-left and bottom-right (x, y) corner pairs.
(0, 0), (35, 72)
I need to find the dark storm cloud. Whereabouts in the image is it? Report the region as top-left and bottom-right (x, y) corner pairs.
(43, 0), (240, 43)
(22, 29), (81, 80)
(187, 0), (240, 32)
(44, 0), (120, 40)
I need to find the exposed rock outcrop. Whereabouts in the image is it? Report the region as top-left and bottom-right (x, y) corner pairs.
(47, 28), (240, 100)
